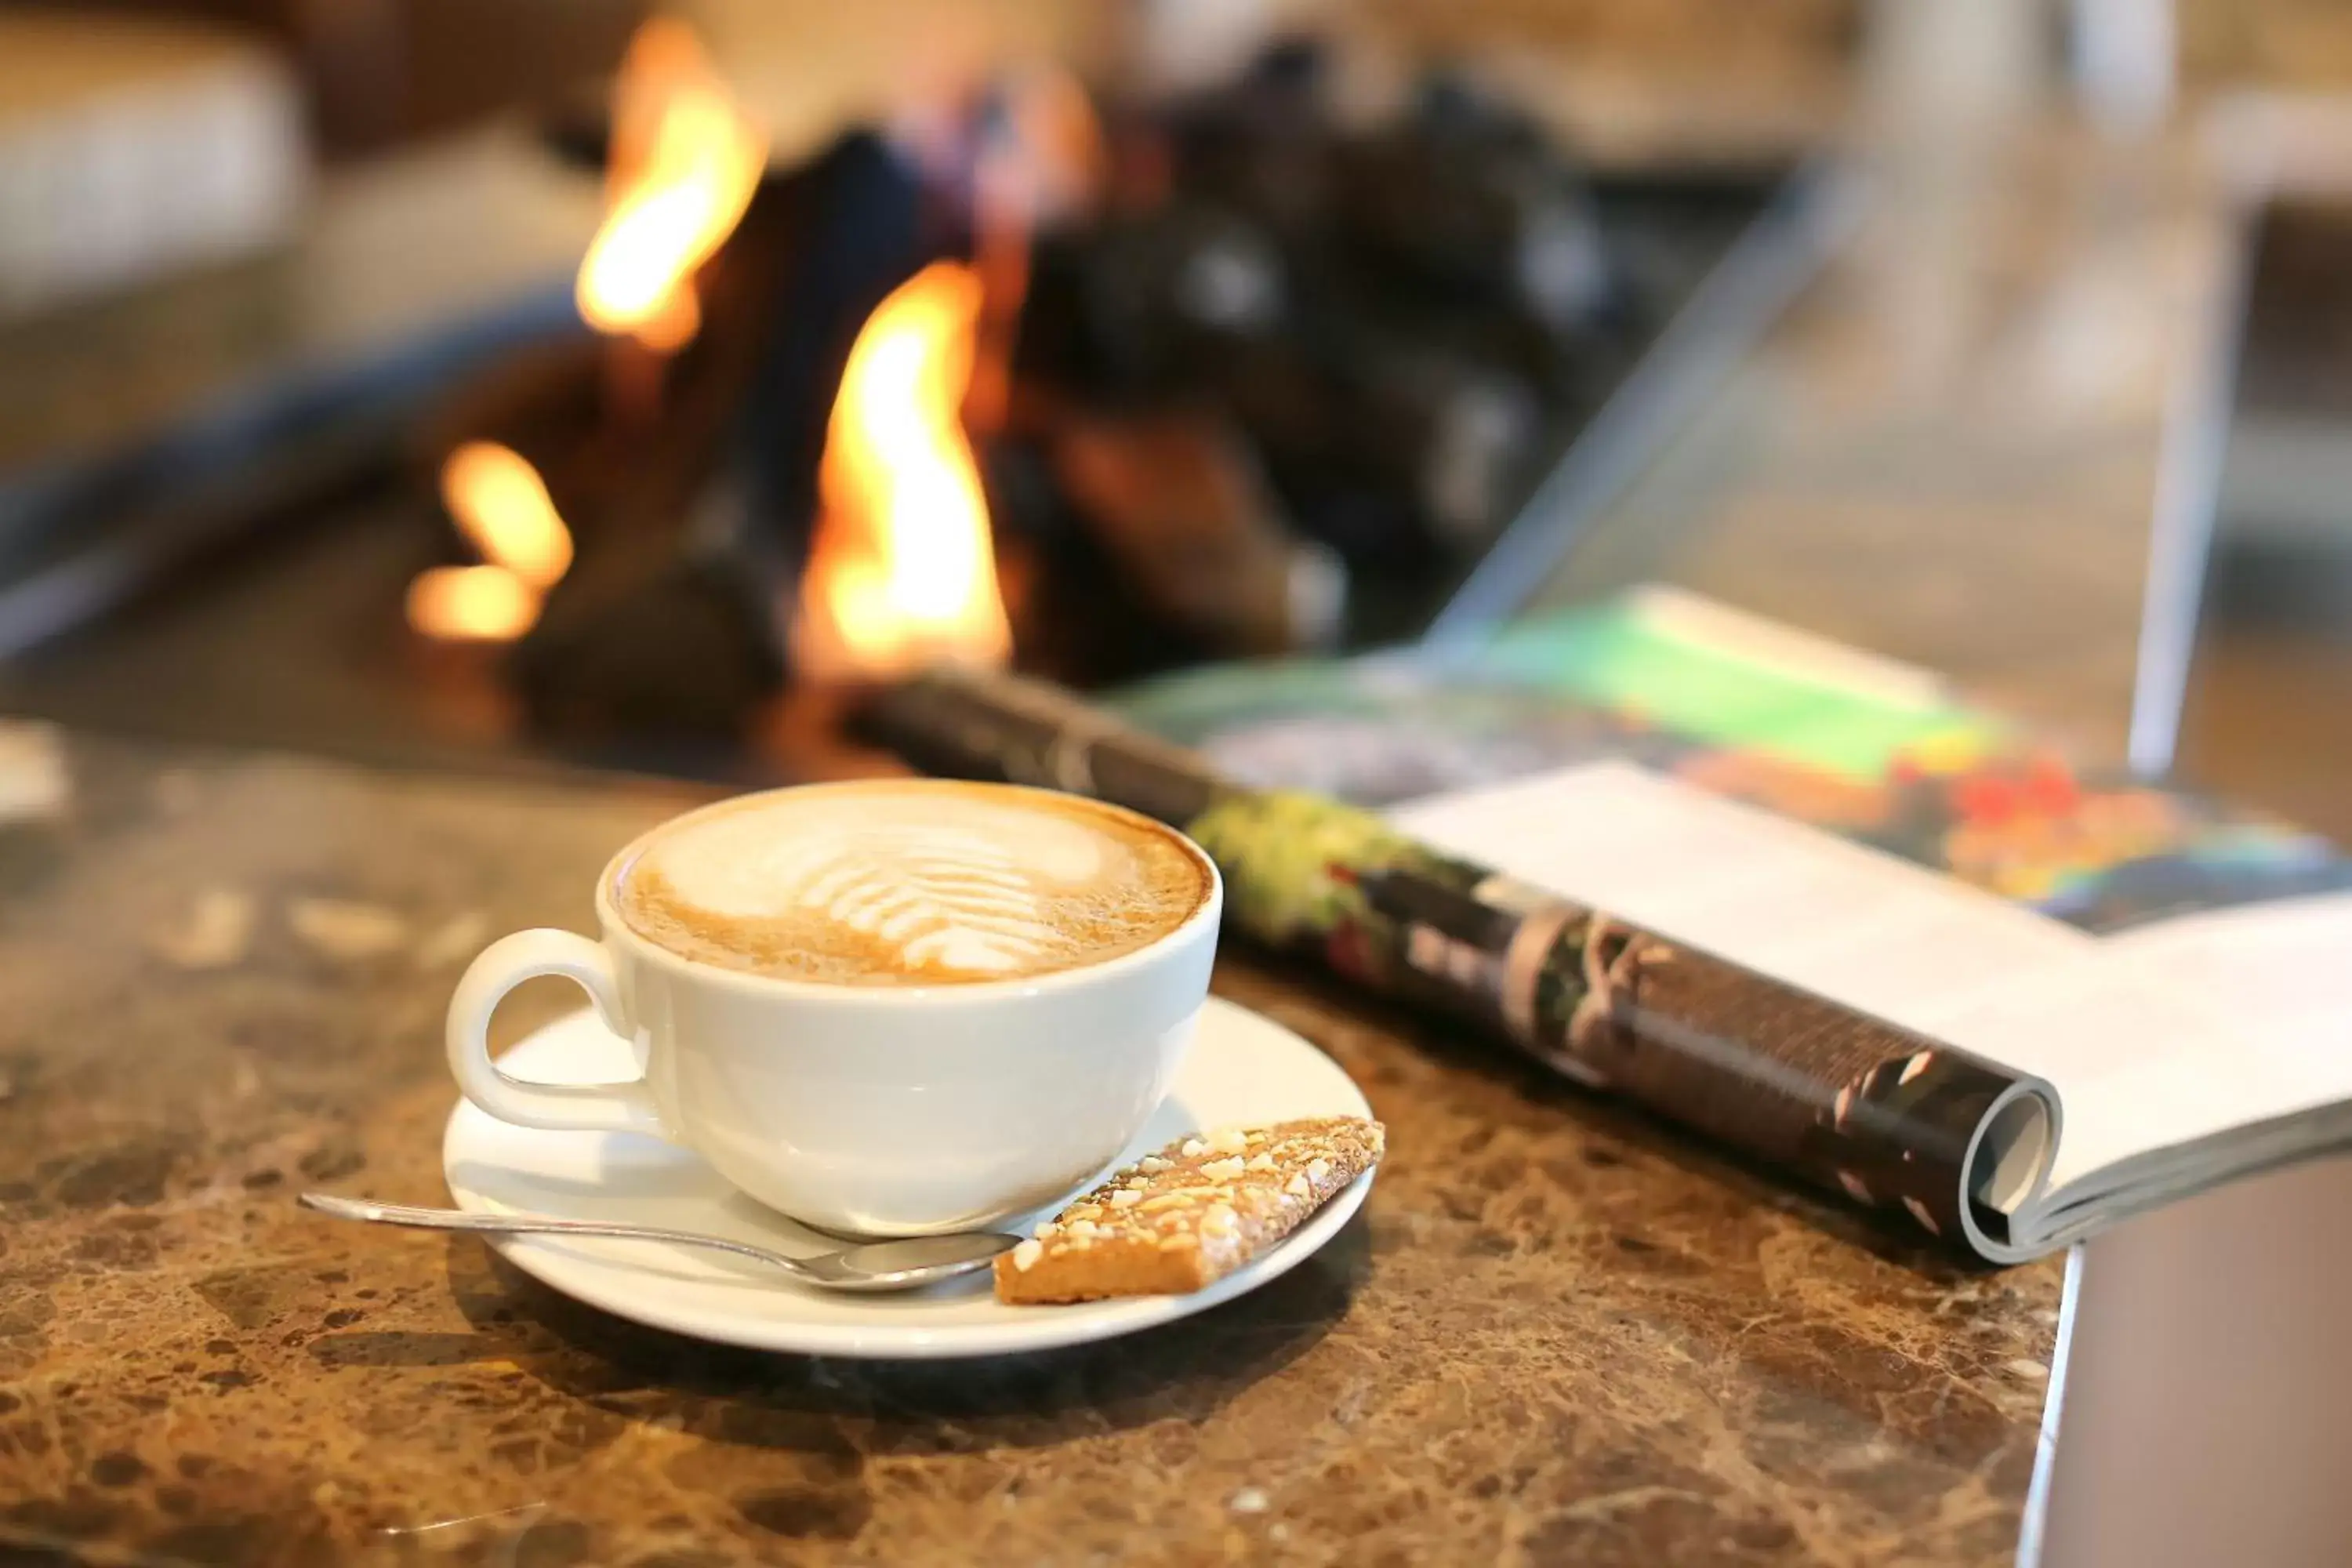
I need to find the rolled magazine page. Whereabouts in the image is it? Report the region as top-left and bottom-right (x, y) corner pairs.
(865, 667), (2063, 1260)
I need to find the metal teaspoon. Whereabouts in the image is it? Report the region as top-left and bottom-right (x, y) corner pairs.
(298, 1192), (1020, 1294)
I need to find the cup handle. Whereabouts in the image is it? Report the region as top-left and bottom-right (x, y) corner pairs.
(447, 930), (664, 1134)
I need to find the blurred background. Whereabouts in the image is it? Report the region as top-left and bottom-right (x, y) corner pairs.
(2, 0), (2347, 838)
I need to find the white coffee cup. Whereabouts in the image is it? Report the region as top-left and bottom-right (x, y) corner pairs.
(446, 786), (1222, 1236)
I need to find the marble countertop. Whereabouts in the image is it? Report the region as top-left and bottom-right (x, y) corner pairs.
(0, 731), (2058, 1566)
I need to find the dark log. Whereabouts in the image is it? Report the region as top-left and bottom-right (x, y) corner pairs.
(1050, 408), (1341, 658)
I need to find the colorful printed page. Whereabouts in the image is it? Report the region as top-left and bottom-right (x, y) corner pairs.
(1116, 586), (2350, 933)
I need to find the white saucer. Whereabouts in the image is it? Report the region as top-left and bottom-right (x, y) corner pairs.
(441, 995), (1376, 1359)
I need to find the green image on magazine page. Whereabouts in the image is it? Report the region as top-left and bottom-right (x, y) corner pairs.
(1112, 586), (2345, 933)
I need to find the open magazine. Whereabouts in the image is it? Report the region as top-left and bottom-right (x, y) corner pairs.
(866, 589), (2352, 1263)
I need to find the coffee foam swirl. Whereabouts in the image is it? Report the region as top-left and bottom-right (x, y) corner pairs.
(616, 784), (1207, 985)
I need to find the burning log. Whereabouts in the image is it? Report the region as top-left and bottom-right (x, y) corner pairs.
(1007, 49), (1599, 572)
(1332, 71), (1617, 336)
(507, 536), (779, 744)
(1011, 201), (1286, 399)
(724, 130), (931, 604)
(1210, 331), (1540, 563)
(1156, 38), (1341, 245)
(1049, 409), (1341, 658)
(1013, 211), (1538, 564)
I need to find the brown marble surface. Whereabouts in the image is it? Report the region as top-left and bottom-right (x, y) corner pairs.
(0, 733), (2060, 1566)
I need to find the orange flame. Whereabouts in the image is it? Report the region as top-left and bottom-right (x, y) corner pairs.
(793, 260), (1012, 681)
(405, 565), (542, 643)
(575, 18), (762, 350)
(408, 442), (575, 643)
(438, 441), (574, 590)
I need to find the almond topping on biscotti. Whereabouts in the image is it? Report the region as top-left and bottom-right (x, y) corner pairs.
(993, 1116), (1384, 1305)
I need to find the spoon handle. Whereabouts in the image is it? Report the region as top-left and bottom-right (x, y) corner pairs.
(298, 1192), (808, 1276)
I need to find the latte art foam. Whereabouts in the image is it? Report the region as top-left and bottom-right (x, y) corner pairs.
(614, 782), (1210, 985)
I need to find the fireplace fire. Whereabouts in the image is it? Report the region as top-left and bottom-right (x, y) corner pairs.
(394, 31), (1717, 758)
(0, 14), (1792, 787)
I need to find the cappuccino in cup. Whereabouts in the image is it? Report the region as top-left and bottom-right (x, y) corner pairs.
(613, 781), (1210, 986)
(447, 780), (1221, 1235)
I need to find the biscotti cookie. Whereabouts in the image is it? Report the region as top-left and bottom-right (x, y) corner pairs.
(993, 1116), (1385, 1304)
